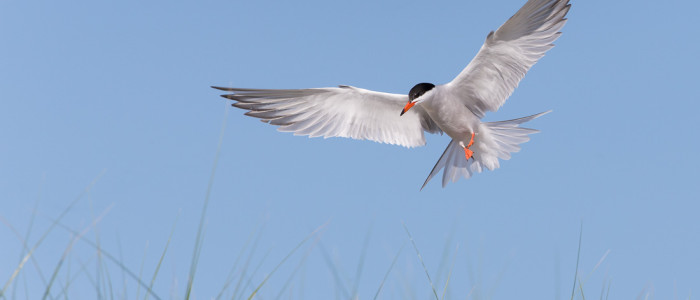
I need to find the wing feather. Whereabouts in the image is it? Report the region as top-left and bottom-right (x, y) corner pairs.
(213, 85), (440, 148)
(446, 0), (571, 118)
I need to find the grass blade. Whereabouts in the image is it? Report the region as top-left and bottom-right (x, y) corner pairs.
(584, 250), (610, 286)
(136, 241), (149, 300)
(52, 222), (163, 300)
(12, 197), (43, 298)
(373, 241), (406, 300)
(100, 254), (115, 300)
(318, 242), (350, 299)
(144, 215), (179, 300)
(116, 235), (128, 300)
(1, 170), (106, 298)
(571, 222), (583, 300)
(184, 97), (229, 300)
(42, 204), (114, 300)
(231, 233), (266, 300)
(246, 222), (328, 300)
(216, 223), (262, 300)
(233, 248), (272, 300)
(434, 223), (457, 286)
(441, 245), (459, 300)
(351, 223), (372, 299)
(402, 221), (438, 300)
(53, 253), (96, 299)
(274, 234), (322, 300)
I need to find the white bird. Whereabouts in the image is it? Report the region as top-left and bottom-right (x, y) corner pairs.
(213, 0), (571, 189)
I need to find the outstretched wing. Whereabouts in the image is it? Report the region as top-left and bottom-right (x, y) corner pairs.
(213, 85), (441, 148)
(446, 0), (571, 118)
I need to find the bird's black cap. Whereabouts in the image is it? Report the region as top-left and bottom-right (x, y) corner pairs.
(408, 83), (436, 101)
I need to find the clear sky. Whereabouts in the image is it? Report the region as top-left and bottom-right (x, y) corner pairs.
(1, 0), (699, 299)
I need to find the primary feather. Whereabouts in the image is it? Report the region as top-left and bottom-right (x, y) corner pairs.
(213, 85), (440, 148)
(446, 0), (570, 118)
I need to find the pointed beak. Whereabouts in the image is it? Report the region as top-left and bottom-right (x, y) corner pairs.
(400, 101), (416, 116)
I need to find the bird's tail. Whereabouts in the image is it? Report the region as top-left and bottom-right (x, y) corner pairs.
(421, 111), (550, 190)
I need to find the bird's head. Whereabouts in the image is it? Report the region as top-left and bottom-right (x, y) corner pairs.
(401, 82), (435, 116)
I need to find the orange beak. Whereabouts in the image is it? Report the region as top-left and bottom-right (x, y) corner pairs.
(400, 101), (415, 116)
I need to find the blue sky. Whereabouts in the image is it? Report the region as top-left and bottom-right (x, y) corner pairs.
(1, 0), (699, 299)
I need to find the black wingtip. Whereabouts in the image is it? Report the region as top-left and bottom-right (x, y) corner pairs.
(211, 86), (235, 91)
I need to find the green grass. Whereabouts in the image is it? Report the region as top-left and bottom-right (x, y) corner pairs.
(0, 108), (647, 299)
(0, 195), (632, 300)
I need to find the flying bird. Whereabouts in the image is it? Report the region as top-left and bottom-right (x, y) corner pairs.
(213, 0), (570, 189)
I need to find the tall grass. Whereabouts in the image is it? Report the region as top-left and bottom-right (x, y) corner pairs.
(0, 197), (637, 300)
(0, 107), (644, 299)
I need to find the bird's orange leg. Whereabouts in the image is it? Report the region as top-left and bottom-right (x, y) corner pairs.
(463, 133), (475, 161)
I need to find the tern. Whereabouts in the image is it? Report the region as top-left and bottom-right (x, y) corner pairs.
(213, 0), (570, 189)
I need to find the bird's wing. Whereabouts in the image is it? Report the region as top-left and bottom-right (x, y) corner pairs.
(445, 0), (570, 118)
(213, 85), (441, 148)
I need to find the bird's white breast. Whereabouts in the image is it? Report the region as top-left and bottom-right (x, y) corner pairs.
(419, 85), (481, 143)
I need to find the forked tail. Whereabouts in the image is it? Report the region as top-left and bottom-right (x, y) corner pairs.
(421, 111), (550, 190)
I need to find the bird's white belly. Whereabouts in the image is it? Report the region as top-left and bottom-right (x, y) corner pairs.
(421, 94), (480, 143)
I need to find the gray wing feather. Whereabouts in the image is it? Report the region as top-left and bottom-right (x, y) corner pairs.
(446, 0), (571, 118)
(213, 85), (440, 148)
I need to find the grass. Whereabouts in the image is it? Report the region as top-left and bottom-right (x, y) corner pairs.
(0, 107), (666, 299)
(0, 105), (332, 299)
(402, 221), (439, 300)
(0, 193), (647, 300)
